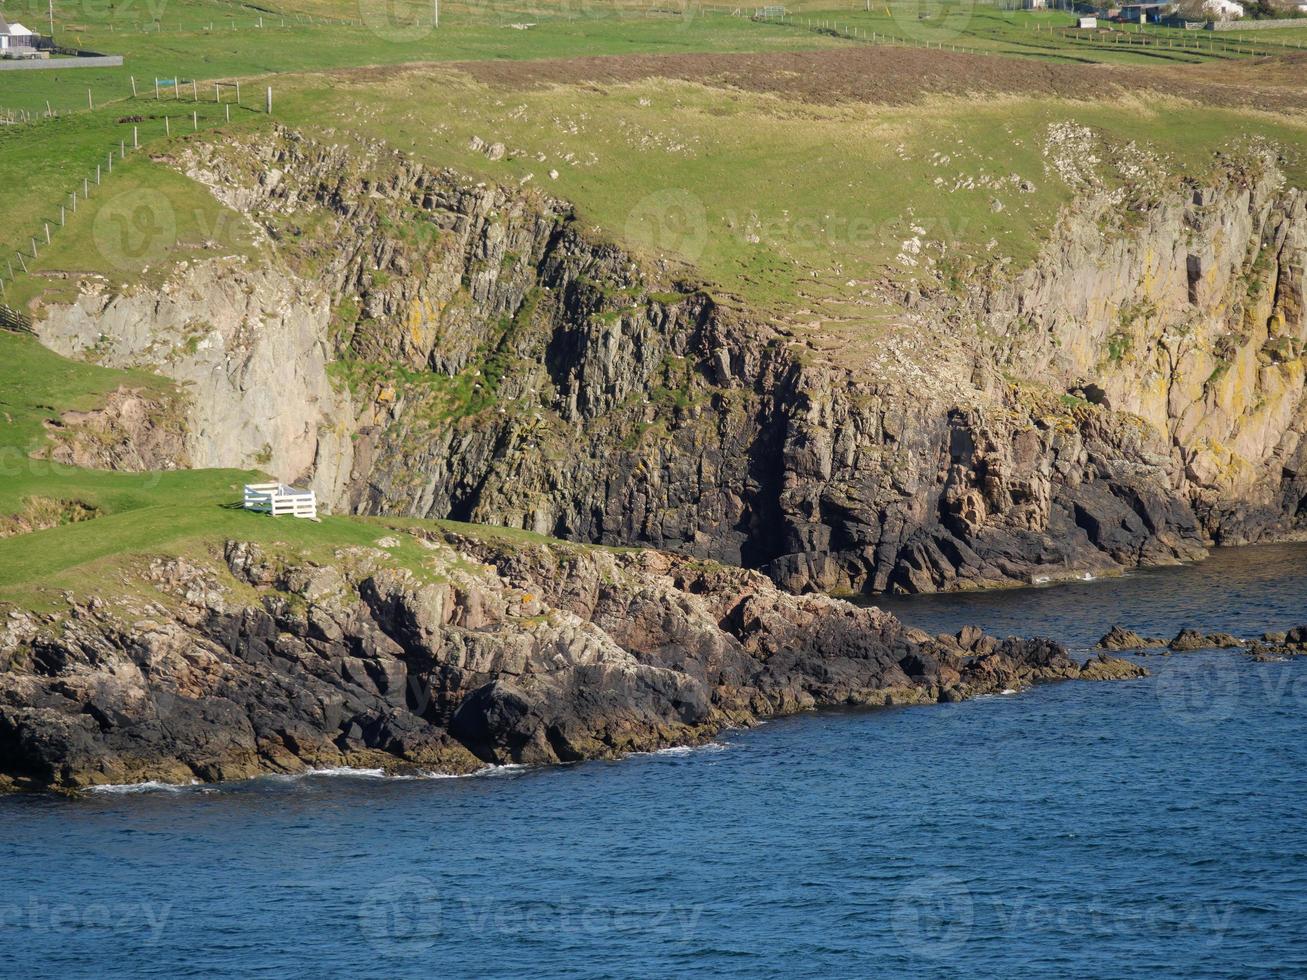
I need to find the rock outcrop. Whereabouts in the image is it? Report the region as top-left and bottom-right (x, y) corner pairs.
(44, 386), (189, 472)
(0, 530), (1143, 792)
(1168, 628), (1245, 651)
(1095, 625), (1167, 650)
(31, 128), (1307, 593)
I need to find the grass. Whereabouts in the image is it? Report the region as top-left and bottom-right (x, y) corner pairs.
(765, 4), (1307, 64)
(0, 0), (1305, 601)
(0, 327), (590, 607)
(261, 68), (1307, 323)
(0, 100), (267, 280)
(0, 0), (853, 117)
(4, 146), (262, 312)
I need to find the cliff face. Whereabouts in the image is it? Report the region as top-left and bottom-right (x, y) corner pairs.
(35, 259), (357, 502)
(0, 528), (1137, 791)
(33, 129), (1307, 594)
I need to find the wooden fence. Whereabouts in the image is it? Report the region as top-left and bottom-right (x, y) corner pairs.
(0, 304), (33, 333)
(243, 482), (319, 519)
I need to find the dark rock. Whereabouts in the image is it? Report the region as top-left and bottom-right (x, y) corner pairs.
(0, 534), (1152, 791)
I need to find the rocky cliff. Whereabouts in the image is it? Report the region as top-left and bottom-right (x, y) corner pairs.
(0, 527), (1141, 791)
(31, 127), (1307, 594)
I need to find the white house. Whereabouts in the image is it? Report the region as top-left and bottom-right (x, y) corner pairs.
(0, 14), (39, 52)
(1203, 0), (1244, 16)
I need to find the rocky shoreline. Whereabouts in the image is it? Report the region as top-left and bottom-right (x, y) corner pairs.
(0, 529), (1144, 793)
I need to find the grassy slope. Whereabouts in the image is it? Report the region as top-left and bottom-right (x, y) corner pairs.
(271, 70), (1307, 319)
(2, 0), (1306, 600)
(0, 328), (482, 609)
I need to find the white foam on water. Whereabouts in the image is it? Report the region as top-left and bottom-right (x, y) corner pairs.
(474, 763), (530, 778)
(303, 766), (388, 778)
(1000, 688), (1019, 695)
(649, 741), (728, 757)
(87, 780), (198, 794)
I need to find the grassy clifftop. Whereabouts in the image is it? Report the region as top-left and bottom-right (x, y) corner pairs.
(2, 0), (1307, 601)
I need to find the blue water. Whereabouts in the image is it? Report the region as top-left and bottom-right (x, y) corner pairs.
(3, 544), (1307, 978)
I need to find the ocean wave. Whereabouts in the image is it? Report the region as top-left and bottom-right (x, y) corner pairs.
(87, 780), (199, 794)
(650, 742), (728, 757)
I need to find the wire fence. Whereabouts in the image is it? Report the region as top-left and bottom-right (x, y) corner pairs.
(0, 79), (275, 301)
(750, 7), (1307, 58)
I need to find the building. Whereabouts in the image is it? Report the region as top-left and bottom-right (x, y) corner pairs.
(0, 14), (43, 55)
(1077, 14), (1099, 26)
(1202, 0), (1244, 17)
(1115, 1), (1171, 21)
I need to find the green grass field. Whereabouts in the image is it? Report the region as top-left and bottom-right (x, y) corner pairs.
(772, 5), (1307, 64)
(0, 1), (851, 117)
(0, 327), (491, 608)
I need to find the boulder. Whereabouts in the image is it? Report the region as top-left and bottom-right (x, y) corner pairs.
(1095, 625), (1166, 650)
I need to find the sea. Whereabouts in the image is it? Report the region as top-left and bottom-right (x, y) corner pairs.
(2, 542), (1305, 978)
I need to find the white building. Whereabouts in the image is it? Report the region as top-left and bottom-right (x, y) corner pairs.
(0, 14), (39, 52)
(1203, 0), (1244, 17)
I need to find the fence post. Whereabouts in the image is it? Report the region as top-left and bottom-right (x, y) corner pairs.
(155, 78), (160, 99)
(165, 116), (170, 135)
(193, 80), (198, 101)
(96, 164), (101, 185)
(131, 75), (137, 97)
(225, 103), (230, 122)
(192, 111), (198, 130)
(266, 86), (272, 114)
(134, 126), (139, 148)
(88, 89), (94, 110)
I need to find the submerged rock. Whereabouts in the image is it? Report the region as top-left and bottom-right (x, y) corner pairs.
(1246, 625), (1307, 660)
